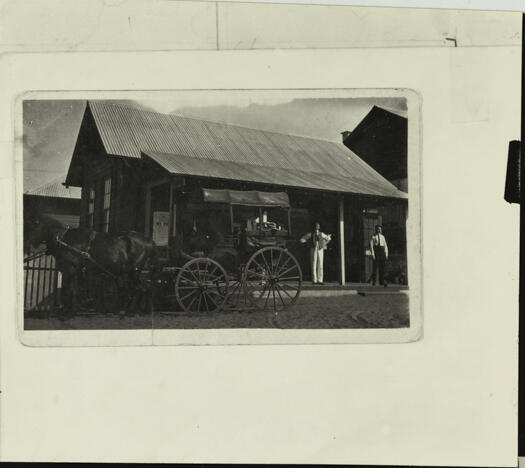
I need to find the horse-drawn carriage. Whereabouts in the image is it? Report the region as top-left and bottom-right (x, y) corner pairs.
(151, 188), (303, 316)
(24, 188), (304, 320)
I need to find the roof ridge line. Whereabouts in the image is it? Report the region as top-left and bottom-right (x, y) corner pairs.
(170, 113), (342, 144)
(87, 100), (343, 145)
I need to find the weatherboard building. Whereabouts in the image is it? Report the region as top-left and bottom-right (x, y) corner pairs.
(65, 101), (408, 285)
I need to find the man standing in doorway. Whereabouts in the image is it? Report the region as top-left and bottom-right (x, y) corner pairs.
(370, 225), (389, 286)
(300, 222), (331, 285)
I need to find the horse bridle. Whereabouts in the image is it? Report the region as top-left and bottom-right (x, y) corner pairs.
(54, 225), (96, 256)
(54, 224), (70, 244)
(53, 227), (115, 279)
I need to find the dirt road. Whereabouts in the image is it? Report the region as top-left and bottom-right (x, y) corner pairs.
(24, 292), (409, 330)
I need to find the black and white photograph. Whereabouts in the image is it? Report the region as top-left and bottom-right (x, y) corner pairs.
(1, 1), (520, 464)
(21, 89), (420, 342)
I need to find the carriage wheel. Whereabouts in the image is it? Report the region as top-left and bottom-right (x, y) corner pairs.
(244, 247), (302, 312)
(175, 258), (229, 314)
(224, 273), (251, 311)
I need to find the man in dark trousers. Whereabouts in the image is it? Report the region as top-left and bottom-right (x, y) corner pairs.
(370, 225), (389, 286)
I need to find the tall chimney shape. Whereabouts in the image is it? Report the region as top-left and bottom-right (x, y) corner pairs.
(341, 130), (351, 143)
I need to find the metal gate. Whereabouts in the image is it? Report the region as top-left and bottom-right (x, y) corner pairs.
(24, 252), (60, 316)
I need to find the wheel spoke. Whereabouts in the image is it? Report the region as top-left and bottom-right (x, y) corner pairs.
(260, 252), (271, 274)
(186, 294), (198, 311)
(202, 291), (210, 312)
(277, 276), (300, 281)
(272, 286), (276, 311)
(277, 264), (299, 279)
(250, 258), (267, 275)
(198, 267), (208, 282)
(180, 274), (195, 284)
(280, 282), (300, 290)
(207, 264), (219, 280)
(276, 282), (294, 300)
(275, 284), (286, 305)
(205, 291), (219, 310)
(196, 293), (202, 313)
(187, 268), (200, 283)
(263, 287), (272, 309)
(274, 256), (292, 276)
(202, 261), (210, 282)
(192, 264), (203, 282)
(245, 269), (266, 279)
(274, 248), (283, 275)
(180, 289), (198, 302)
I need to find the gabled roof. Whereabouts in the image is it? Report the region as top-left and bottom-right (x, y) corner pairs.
(25, 176), (81, 199)
(343, 105), (408, 146)
(373, 105), (408, 120)
(67, 101), (407, 199)
(342, 105), (408, 185)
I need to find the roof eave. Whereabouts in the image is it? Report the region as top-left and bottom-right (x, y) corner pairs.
(142, 151), (407, 200)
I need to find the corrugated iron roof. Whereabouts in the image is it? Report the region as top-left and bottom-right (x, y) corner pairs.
(43, 213), (80, 228)
(144, 151), (407, 199)
(86, 101), (406, 199)
(25, 177), (81, 199)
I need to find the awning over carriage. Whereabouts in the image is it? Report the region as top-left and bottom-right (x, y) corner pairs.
(202, 188), (290, 207)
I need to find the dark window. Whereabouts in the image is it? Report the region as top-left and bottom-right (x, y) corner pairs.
(102, 178), (111, 232)
(87, 186), (95, 228)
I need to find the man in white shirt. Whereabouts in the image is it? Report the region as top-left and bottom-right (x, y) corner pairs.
(370, 225), (389, 287)
(300, 222), (331, 285)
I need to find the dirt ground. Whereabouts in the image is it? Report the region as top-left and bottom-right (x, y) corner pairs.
(24, 292), (409, 330)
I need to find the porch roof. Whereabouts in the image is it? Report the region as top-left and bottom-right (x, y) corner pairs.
(143, 150), (407, 199)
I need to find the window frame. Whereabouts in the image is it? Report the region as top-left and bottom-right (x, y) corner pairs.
(87, 185), (96, 229)
(102, 177), (112, 232)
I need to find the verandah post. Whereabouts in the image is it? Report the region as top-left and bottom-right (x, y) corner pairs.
(144, 186), (151, 237)
(168, 180), (174, 238)
(339, 197), (345, 285)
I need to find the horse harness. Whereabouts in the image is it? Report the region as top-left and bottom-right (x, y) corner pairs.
(54, 226), (117, 279)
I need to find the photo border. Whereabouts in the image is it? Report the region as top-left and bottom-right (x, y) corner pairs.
(16, 87), (422, 347)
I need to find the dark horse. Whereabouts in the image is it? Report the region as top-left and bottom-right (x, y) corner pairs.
(24, 211), (158, 317)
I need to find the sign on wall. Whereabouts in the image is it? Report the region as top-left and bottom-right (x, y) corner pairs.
(152, 211), (169, 246)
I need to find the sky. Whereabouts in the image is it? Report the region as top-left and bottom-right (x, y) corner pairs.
(23, 94), (407, 191)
